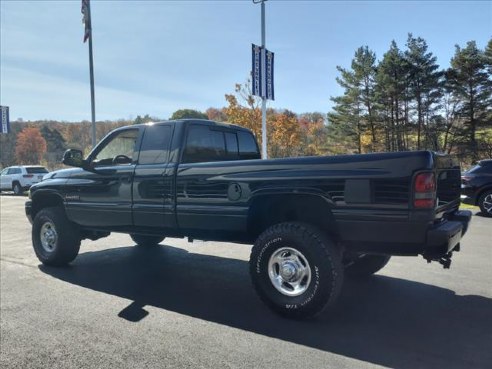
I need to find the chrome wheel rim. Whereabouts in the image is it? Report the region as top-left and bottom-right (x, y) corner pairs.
(40, 222), (57, 252)
(483, 194), (492, 214)
(268, 247), (311, 296)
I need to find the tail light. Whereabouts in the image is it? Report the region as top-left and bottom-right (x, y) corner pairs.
(23, 174), (34, 178)
(414, 172), (436, 208)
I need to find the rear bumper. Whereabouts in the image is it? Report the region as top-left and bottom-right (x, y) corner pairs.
(25, 200), (33, 224)
(338, 210), (472, 257)
(423, 210), (472, 258)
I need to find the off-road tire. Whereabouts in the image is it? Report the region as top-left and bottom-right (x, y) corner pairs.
(345, 254), (391, 277)
(478, 190), (492, 217)
(13, 182), (23, 195)
(32, 207), (81, 266)
(130, 234), (165, 247)
(249, 222), (343, 319)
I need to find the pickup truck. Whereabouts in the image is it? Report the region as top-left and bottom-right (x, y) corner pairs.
(26, 119), (472, 318)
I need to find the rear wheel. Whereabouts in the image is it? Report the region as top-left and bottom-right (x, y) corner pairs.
(345, 254), (391, 277)
(32, 207), (81, 266)
(478, 190), (492, 217)
(13, 182), (23, 195)
(130, 234), (165, 247)
(250, 222), (343, 319)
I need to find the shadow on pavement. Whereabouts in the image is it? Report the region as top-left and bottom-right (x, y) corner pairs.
(40, 244), (492, 369)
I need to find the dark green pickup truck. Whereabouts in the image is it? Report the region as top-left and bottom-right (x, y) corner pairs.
(26, 119), (471, 318)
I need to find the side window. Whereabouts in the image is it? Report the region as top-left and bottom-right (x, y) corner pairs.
(224, 132), (239, 159)
(138, 125), (172, 165)
(93, 129), (139, 166)
(238, 132), (260, 160)
(8, 168), (21, 174)
(182, 125), (226, 163)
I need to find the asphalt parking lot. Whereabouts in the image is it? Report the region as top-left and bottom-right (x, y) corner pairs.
(0, 195), (491, 369)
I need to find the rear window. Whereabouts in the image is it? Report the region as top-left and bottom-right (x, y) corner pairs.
(182, 125), (226, 163)
(238, 131), (260, 159)
(26, 167), (48, 174)
(182, 125), (260, 163)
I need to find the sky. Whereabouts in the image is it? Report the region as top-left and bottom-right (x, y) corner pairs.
(0, 0), (491, 122)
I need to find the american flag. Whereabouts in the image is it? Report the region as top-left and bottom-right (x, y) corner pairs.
(81, 0), (90, 43)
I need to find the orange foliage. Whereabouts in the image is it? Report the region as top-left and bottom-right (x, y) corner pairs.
(268, 112), (302, 158)
(15, 127), (47, 164)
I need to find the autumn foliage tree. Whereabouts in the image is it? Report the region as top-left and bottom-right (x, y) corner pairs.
(15, 127), (47, 164)
(268, 111), (302, 157)
(224, 80), (262, 141)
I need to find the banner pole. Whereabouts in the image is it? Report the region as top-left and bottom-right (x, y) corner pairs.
(261, 0), (267, 160)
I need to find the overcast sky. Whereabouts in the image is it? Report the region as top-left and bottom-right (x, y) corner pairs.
(1, 0), (491, 122)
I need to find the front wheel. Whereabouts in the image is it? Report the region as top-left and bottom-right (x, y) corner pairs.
(32, 207), (81, 266)
(130, 234), (165, 247)
(478, 190), (492, 217)
(249, 222), (343, 319)
(344, 254), (391, 277)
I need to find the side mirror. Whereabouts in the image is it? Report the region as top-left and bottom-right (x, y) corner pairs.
(62, 149), (85, 168)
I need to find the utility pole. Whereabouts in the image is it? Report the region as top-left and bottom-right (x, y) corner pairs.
(88, 14), (96, 148)
(82, 0), (96, 148)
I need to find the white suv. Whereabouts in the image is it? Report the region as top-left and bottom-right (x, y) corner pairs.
(0, 166), (49, 195)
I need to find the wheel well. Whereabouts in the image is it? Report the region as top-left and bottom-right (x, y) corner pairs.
(31, 193), (64, 219)
(247, 194), (338, 240)
(476, 187), (492, 205)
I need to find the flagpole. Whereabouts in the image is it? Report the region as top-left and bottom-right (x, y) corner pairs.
(86, 0), (96, 148)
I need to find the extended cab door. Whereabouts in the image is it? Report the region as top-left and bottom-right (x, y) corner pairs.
(176, 123), (260, 238)
(65, 128), (140, 227)
(132, 123), (177, 231)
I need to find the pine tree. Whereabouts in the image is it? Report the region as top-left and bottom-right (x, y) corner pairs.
(484, 38), (492, 75)
(376, 41), (408, 151)
(447, 41), (492, 161)
(328, 65), (363, 153)
(328, 46), (379, 153)
(405, 34), (443, 150)
(352, 46), (379, 149)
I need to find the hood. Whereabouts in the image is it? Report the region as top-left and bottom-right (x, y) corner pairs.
(43, 167), (84, 180)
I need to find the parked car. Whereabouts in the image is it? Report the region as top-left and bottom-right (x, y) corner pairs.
(461, 159), (492, 217)
(25, 120), (471, 319)
(0, 166), (49, 195)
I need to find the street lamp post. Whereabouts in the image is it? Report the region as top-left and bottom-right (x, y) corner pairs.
(254, 0), (268, 159)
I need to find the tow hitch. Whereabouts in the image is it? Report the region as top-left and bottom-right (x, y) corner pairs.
(424, 240), (461, 269)
(425, 249), (457, 269)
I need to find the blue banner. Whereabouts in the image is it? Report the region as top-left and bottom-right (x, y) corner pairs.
(0, 106), (9, 134)
(265, 49), (274, 101)
(252, 44), (262, 98)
